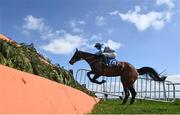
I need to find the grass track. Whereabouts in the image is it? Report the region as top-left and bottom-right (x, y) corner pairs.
(91, 99), (180, 114)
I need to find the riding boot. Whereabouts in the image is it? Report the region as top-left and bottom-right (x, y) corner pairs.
(104, 56), (108, 66)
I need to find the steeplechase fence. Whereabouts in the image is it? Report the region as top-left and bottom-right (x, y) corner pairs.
(75, 69), (180, 102)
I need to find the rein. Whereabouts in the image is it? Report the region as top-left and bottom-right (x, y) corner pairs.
(83, 56), (99, 65)
(77, 51), (102, 65)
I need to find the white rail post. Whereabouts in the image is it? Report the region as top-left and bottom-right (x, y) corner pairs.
(163, 81), (167, 101)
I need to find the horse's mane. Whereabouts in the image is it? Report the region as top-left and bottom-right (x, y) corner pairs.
(78, 50), (100, 57)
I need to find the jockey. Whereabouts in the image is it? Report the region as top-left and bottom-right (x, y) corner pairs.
(94, 43), (117, 66)
(103, 46), (117, 59)
(103, 46), (117, 65)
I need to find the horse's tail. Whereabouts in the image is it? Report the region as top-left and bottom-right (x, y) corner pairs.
(137, 67), (167, 81)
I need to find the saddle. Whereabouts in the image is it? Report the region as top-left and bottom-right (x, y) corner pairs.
(96, 54), (118, 67)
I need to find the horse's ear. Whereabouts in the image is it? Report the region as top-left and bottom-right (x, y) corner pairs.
(76, 48), (78, 51)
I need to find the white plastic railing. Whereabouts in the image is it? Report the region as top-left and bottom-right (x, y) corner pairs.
(75, 69), (178, 102)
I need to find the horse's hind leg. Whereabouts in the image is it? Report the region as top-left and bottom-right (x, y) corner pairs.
(122, 87), (130, 104)
(129, 85), (137, 104)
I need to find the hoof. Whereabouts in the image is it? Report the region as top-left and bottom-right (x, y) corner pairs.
(130, 100), (135, 104)
(121, 102), (126, 105)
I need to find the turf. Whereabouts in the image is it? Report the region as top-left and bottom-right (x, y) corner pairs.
(91, 99), (180, 114)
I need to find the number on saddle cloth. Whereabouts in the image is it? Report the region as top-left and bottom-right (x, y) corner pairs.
(108, 58), (118, 66)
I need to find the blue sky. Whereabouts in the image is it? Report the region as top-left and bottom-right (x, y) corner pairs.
(0, 0), (180, 75)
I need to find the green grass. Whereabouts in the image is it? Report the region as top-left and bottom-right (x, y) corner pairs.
(91, 99), (180, 114)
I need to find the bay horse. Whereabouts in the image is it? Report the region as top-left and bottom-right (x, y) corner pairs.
(69, 49), (166, 104)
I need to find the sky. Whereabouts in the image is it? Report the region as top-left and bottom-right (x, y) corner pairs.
(0, 0), (180, 76)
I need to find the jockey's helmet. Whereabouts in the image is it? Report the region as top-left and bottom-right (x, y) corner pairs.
(94, 43), (103, 50)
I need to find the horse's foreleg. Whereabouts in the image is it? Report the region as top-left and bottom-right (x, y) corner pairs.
(129, 85), (137, 104)
(87, 71), (93, 82)
(92, 75), (106, 84)
(87, 71), (106, 84)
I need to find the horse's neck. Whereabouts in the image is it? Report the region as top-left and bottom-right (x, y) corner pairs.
(80, 52), (98, 64)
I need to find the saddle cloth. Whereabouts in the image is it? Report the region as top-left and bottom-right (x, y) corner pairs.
(108, 58), (118, 66)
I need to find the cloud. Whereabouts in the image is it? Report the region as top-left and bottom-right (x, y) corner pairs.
(72, 27), (83, 33)
(23, 15), (44, 32)
(109, 6), (172, 31)
(40, 29), (66, 40)
(166, 74), (180, 93)
(106, 28), (114, 35)
(41, 33), (87, 54)
(96, 16), (106, 26)
(22, 15), (123, 55)
(22, 15), (60, 39)
(105, 40), (122, 50)
(22, 15), (88, 54)
(78, 20), (86, 25)
(70, 20), (85, 33)
(109, 11), (119, 16)
(166, 74), (180, 83)
(156, 0), (175, 9)
(109, 0), (176, 31)
(90, 34), (102, 41)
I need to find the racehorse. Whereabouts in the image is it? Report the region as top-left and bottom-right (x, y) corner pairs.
(69, 49), (166, 104)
